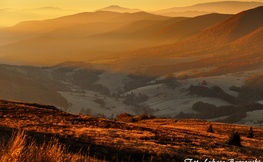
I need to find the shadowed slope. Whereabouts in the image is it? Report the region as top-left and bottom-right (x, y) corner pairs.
(0, 11), (169, 45)
(0, 73), (68, 108)
(47, 21), (127, 38)
(91, 17), (187, 40)
(0, 11), (171, 65)
(3, 11), (125, 33)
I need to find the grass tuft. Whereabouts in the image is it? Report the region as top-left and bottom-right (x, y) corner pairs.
(0, 130), (101, 162)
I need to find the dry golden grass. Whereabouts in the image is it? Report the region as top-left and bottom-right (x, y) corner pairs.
(0, 130), (102, 162)
(0, 99), (263, 161)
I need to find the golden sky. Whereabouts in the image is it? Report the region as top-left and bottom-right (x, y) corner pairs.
(1, 0), (262, 10)
(1, 0), (263, 27)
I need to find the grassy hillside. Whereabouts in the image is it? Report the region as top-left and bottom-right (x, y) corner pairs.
(118, 6), (263, 59)
(0, 99), (262, 161)
(149, 13), (232, 43)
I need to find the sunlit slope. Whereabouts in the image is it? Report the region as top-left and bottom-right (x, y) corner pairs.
(190, 21), (263, 57)
(188, 6), (263, 47)
(148, 13), (232, 43)
(231, 26), (263, 53)
(120, 6), (263, 58)
(142, 26), (263, 76)
(0, 100), (263, 161)
(1, 6), (263, 66)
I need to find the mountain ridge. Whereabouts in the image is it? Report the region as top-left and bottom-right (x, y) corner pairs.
(119, 6), (263, 58)
(148, 13), (232, 43)
(155, 1), (263, 15)
(97, 5), (141, 13)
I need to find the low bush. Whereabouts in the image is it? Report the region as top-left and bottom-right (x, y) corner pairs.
(226, 129), (242, 146)
(116, 113), (156, 122)
(207, 124), (214, 133)
(247, 126), (254, 138)
(116, 113), (135, 122)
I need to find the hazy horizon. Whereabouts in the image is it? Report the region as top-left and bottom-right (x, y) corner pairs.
(2, 0), (263, 10)
(1, 0), (263, 27)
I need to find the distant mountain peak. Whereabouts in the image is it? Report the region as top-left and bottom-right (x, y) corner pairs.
(107, 5), (121, 8)
(98, 5), (141, 13)
(33, 6), (62, 10)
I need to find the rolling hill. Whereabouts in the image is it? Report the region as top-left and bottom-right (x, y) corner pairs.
(0, 99), (263, 161)
(3, 11), (125, 33)
(1, 6), (263, 69)
(231, 26), (263, 52)
(148, 13), (232, 43)
(0, 7), (75, 27)
(155, 1), (263, 17)
(188, 5), (263, 47)
(91, 13), (231, 46)
(47, 21), (128, 38)
(119, 6), (263, 58)
(7, 11), (168, 34)
(90, 16), (187, 40)
(0, 11), (127, 46)
(0, 11), (169, 45)
(0, 10), (172, 65)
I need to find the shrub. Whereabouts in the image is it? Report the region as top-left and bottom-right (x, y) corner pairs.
(192, 101), (216, 113)
(137, 113), (150, 121)
(116, 112), (134, 119)
(247, 126), (254, 138)
(116, 113), (135, 122)
(226, 129), (242, 146)
(123, 92), (149, 106)
(93, 98), (106, 107)
(207, 124), (214, 133)
(163, 73), (177, 89)
(201, 80), (207, 85)
(95, 113), (106, 118)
